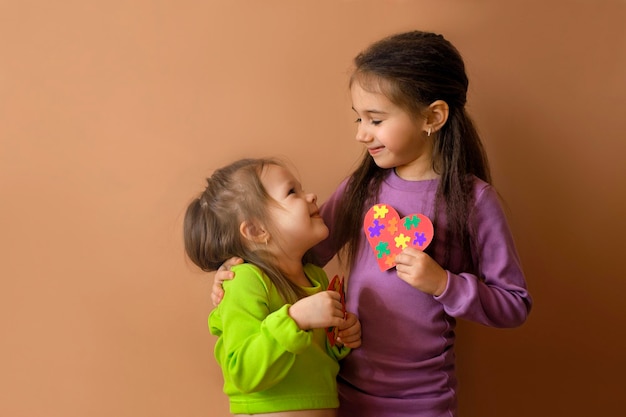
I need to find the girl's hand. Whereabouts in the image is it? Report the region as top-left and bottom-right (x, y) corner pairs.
(288, 291), (345, 331)
(211, 257), (243, 306)
(394, 247), (448, 296)
(337, 312), (361, 349)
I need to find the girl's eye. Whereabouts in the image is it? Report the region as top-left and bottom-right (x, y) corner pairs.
(288, 188), (296, 195)
(354, 117), (381, 125)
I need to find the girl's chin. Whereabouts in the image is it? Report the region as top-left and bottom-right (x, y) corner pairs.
(370, 156), (393, 169)
(315, 226), (330, 243)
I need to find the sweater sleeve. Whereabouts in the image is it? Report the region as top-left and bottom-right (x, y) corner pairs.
(435, 184), (532, 328)
(209, 265), (312, 393)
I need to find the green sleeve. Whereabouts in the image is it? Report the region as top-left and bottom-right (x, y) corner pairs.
(209, 264), (312, 394)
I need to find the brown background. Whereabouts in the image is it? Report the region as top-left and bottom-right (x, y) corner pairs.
(1, 1), (625, 416)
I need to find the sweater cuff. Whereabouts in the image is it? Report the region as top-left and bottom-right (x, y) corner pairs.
(434, 271), (455, 303)
(263, 304), (312, 354)
(434, 270), (477, 315)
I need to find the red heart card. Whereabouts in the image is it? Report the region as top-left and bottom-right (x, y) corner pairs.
(363, 203), (434, 271)
(326, 275), (346, 347)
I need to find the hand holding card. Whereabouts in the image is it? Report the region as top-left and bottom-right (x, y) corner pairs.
(363, 203), (434, 271)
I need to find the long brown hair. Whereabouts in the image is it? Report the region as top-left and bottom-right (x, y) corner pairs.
(333, 31), (492, 269)
(183, 158), (309, 303)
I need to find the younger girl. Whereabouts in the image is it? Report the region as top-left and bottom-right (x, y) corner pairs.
(214, 31), (532, 417)
(184, 158), (361, 416)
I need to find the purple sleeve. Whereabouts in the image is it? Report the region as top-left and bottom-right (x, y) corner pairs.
(435, 184), (532, 328)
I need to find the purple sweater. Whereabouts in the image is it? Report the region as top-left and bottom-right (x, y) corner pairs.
(314, 170), (532, 417)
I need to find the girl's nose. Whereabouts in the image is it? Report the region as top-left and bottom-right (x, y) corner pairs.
(307, 193), (318, 204)
(355, 124), (372, 143)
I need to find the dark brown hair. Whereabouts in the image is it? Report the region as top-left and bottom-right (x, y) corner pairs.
(333, 30), (492, 268)
(183, 158), (309, 303)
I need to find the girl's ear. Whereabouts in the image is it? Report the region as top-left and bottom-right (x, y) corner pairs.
(239, 220), (269, 244)
(424, 100), (449, 135)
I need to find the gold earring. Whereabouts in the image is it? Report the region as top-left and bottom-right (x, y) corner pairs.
(427, 127), (432, 137)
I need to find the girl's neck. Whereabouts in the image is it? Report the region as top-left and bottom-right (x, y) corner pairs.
(275, 257), (311, 287)
(284, 265), (311, 287)
(394, 151), (438, 181)
(394, 165), (438, 181)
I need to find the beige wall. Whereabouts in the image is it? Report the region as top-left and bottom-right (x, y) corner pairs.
(1, 1), (624, 416)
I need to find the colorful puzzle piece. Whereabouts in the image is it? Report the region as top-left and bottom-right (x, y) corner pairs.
(363, 203), (434, 271)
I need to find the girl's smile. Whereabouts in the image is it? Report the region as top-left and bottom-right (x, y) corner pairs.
(366, 145), (385, 156)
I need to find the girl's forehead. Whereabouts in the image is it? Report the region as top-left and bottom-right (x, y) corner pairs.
(351, 82), (394, 111)
(261, 163), (286, 176)
(260, 164), (296, 185)
(351, 72), (391, 94)
(351, 82), (384, 98)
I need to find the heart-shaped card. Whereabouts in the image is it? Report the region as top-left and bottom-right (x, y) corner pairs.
(325, 275), (346, 347)
(363, 203), (434, 271)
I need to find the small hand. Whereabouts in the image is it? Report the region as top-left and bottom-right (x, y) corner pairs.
(211, 257), (243, 306)
(394, 247), (448, 296)
(288, 291), (345, 331)
(337, 312), (361, 349)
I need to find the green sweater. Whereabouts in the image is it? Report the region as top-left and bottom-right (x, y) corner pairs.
(208, 263), (350, 414)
